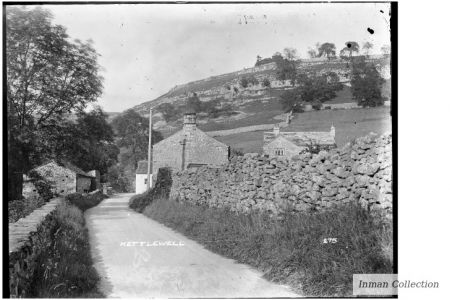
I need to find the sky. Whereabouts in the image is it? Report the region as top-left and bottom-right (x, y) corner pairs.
(40, 3), (391, 112)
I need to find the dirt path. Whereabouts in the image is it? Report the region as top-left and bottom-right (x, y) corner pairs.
(85, 193), (299, 298)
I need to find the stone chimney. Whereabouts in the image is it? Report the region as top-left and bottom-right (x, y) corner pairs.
(183, 112), (197, 131)
(273, 124), (280, 135)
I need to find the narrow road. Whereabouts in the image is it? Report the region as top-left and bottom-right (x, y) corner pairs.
(85, 193), (299, 298)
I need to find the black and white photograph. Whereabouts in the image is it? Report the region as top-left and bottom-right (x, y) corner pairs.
(3, 1), (444, 299)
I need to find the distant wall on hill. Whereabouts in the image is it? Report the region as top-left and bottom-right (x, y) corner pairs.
(170, 133), (392, 218)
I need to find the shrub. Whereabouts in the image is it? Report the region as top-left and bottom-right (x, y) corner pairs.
(30, 201), (103, 297)
(262, 78), (271, 87)
(312, 100), (323, 110)
(129, 167), (172, 212)
(144, 199), (393, 297)
(29, 170), (54, 201)
(66, 191), (107, 212)
(239, 77), (249, 88)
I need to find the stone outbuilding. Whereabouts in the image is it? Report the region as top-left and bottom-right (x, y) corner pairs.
(151, 112), (229, 183)
(263, 124), (337, 159)
(22, 160), (97, 198)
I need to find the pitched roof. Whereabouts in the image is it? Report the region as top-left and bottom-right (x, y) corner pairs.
(59, 160), (94, 177)
(264, 131), (336, 148)
(136, 160), (148, 174)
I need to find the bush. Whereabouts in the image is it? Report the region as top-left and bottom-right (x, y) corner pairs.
(129, 167), (172, 212)
(312, 100), (323, 110)
(262, 78), (271, 88)
(29, 201), (103, 297)
(29, 170), (54, 201)
(66, 191), (107, 212)
(144, 199), (393, 297)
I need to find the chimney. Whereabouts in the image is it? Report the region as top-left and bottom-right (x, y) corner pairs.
(273, 124), (280, 135)
(183, 112), (197, 131)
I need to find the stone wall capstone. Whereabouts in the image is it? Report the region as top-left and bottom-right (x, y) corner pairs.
(170, 133), (392, 218)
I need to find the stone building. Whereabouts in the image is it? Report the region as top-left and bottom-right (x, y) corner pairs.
(135, 160), (149, 194)
(23, 160), (97, 198)
(263, 124), (336, 159)
(151, 112), (229, 183)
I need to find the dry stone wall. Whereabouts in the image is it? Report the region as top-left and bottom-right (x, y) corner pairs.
(170, 133), (392, 218)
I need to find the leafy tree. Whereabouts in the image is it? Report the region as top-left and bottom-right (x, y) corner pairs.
(279, 89), (303, 113)
(318, 43), (337, 60)
(6, 6), (103, 199)
(158, 103), (178, 122)
(247, 75), (259, 86)
(350, 59), (385, 107)
(279, 71), (343, 112)
(111, 109), (163, 170)
(283, 47), (298, 61)
(340, 41), (360, 60)
(363, 42), (374, 56)
(240, 77), (249, 88)
(262, 78), (271, 88)
(307, 47), (318, 59)
(60, 107), (119, 175)
(381, 44), (391, 56)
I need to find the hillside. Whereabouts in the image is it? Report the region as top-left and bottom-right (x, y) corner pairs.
(130, 55), (391, 134)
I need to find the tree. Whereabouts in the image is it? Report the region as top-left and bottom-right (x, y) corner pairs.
(240, 77), (249, 88)
(279, 89), (303, 113)
(340, 41), (360, 59)
(363, 42), (374, 56)
(6, 6), (103, 199)
(381, 44), (391, 56)
(60, 107), (119, 174)
(318, 43), (336, 60)
(111, 109), (163, 170)
(158, 103), (178, 122)
(307, 47), (318, 59)
(350, 58), (385, 107)
(283, 47), (298, 61)
(279, 71), (343, 112)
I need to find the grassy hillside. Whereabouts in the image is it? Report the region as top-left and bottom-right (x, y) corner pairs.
(216, 106), (392, 153)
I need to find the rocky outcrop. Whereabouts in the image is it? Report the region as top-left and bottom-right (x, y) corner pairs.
(170, 133), (392, 218)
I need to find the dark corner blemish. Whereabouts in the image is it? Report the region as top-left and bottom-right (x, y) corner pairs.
(367, 27), (375, 34)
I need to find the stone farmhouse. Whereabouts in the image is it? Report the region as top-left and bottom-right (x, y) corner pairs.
(23, 160), (100, 198)
(263, 124), (336, 159)
(137, 112), (229, 190)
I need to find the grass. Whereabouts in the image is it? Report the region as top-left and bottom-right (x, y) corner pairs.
(216, 106), (392, 153)
(66, 191), (108, 212)
(143, 198), (393, 297)
(30, 200), (104, 298)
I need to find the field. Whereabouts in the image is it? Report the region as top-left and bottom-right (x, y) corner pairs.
(216, 106), (392, 153)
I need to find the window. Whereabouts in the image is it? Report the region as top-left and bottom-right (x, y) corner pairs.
(275, 148), (285, 156)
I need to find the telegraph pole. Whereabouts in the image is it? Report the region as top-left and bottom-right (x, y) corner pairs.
(147, 107), (152, 190)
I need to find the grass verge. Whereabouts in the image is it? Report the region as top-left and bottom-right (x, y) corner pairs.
(143, 198), (393, 297)
(29, 194), (106, 297)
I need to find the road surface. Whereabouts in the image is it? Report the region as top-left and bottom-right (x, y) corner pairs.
(85, 193), (299, 298)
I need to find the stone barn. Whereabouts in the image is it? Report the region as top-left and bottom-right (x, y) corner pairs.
(263, 124), (337, 159)
(151, 112), (229, 182)
(22, 160), (97, 198)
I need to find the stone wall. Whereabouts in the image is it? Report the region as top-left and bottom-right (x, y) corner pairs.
(9, 198), (62, 297)
(170, 133), (392, 218)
